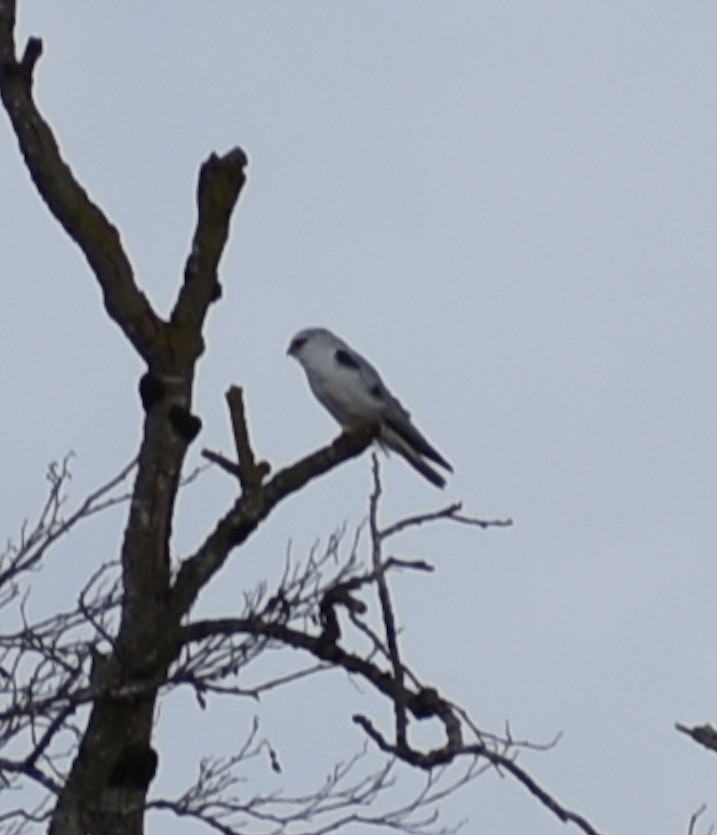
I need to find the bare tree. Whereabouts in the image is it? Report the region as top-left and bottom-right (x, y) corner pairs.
(0, 4), (606, 834)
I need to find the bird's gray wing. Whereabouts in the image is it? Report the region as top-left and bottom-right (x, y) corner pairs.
(333, 343), (452, 474)
(333, 346), (382, 385)
(332, 346), (394, 408)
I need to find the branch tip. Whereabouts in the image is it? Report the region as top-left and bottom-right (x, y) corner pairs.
(20, 36), (41, 74)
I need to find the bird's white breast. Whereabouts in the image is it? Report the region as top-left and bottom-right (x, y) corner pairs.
(301, 345), (383, 429)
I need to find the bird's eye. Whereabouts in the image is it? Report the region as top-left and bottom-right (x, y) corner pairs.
(290, 337), (307, 353)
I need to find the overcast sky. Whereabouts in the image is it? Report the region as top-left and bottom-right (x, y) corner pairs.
(3, 2), (717, 833)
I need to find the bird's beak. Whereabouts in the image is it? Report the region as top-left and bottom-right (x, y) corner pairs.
(287, 336), (306, 357)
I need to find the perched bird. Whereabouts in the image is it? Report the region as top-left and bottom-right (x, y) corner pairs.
(287, 327), (453, 488)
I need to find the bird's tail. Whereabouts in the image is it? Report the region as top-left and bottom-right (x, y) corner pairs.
(384, 416), (453, 472)
(379, 431), (447, 488)
(401, 451), (447, 488)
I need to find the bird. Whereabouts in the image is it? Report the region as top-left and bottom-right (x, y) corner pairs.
(287, 327), (453, 488)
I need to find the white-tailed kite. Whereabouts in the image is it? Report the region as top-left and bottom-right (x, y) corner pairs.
(287, 327), (453, 488)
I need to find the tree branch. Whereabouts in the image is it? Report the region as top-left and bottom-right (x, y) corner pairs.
(380, 504), (513, 540)
(352, 718), (605, 835)
(169, 149), (248, 363)
(181, 616), (402, 707)
(201, 387), (269, 490)
(0, 1), (162, 362)
(676, 722), (717, 754)
(225, 386), (268, 489)
(368, 457), (409, 748)
(171, 427), (376, 616)
(0, 455), (136, 591)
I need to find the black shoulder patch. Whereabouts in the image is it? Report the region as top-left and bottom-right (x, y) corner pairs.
(335, 348), (361, 370)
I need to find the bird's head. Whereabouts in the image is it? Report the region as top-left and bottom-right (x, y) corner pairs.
(287, 327), (335, 361)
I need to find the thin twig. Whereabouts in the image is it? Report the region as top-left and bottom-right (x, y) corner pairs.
(381, 505), (512, 540)
(369, 455), (408, 748)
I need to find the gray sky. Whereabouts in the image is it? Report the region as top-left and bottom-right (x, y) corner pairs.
(3, 2), (717, 833)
